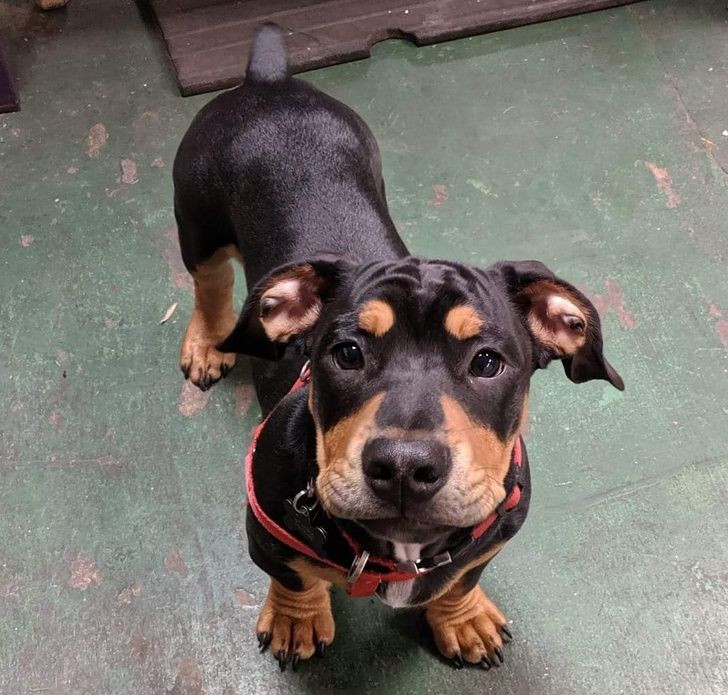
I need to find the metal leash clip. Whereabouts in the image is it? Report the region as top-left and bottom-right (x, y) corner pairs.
(291, 478), (318, 514)
(283, 478), (327, 555)
(396, 550), (453, 575)
(346, 551), (371, 585)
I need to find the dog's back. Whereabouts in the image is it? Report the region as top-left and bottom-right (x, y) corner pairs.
(173, 24), (407, 291)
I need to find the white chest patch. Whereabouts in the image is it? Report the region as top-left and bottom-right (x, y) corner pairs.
(378, 543), (422, 608)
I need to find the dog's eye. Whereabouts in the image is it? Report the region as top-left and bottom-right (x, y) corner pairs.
(470, 349), (502, 378)
(333, 342), (364, 370)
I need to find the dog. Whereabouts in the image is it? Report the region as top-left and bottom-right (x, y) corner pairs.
(173, 24), (624, 671)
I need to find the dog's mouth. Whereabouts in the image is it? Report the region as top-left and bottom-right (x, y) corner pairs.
(316, 438), (508, 544)
(356, 516), (457, 544)
(318, 478), (505, 545)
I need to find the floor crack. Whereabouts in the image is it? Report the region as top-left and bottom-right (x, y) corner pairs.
(628, 5), (728, 180)
(665, 72), (728, 179)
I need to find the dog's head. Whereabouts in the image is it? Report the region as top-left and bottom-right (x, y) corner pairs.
(220, 256), (623, 543)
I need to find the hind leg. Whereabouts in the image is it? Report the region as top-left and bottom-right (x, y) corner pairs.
(180, 245), (239, 390)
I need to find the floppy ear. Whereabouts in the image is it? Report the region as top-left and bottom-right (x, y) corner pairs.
(498, 260), (624, 390)
(217, 256), (350, 360)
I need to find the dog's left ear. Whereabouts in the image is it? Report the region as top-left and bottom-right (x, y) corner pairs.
(497, 260), (624, 390)
(217, 255), (351, 360)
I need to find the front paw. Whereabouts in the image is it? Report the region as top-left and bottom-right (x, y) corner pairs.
(426, 585), (512, 669)
(256, 580), (335, 670)
(179, 310), (236, 390)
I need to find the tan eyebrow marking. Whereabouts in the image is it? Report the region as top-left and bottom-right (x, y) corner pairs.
(444, 305), (484, 340)
(358, 299), (395, 337)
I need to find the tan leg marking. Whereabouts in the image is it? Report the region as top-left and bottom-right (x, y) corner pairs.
(256, 573), (335, 668)
(425, 544), (510, 666)
(179, 245), (239, 390)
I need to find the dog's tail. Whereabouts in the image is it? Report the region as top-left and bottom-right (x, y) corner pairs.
(246, 23), (289, 83)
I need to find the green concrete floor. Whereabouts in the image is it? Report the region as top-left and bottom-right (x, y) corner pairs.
(1, 1), (728, 693)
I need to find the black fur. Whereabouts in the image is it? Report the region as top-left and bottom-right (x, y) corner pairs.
(174, 22), (623, 653)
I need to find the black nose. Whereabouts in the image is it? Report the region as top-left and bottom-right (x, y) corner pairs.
(362, 437), (451, 507)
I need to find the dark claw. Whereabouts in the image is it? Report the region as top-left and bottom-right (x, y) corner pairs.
(220, 363), (232, 377)
(317, 641), (327, 657)
(501, 625), (513, 640)
(276, 649), (287, 671)
(495, 647), (504, 664)
(291, 655), (299, 671)
(257, 632), (271, 652)
(480, 656), (491, 670)
(452, 653), (464, 669)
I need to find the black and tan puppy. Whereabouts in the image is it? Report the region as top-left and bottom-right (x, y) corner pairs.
(174, 24), (624, 671)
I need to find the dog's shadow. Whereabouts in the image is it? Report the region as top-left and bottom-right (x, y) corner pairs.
(286, 590), (451, 693)
(388, 601), (446, 661)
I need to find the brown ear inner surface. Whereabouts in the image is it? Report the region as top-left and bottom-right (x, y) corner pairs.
(258, 264), (327, 342)
(516, 279), (589, 356)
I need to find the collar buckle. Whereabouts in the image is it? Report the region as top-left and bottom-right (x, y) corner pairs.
(396, 550), (453, 575)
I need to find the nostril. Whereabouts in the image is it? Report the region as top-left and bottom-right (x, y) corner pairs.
(412, 465), (440, 484)
(362, 437), (450, 505)
(367, 460), (395, 482)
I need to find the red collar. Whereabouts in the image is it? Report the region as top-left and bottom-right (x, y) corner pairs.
(245, 363), (524, 598)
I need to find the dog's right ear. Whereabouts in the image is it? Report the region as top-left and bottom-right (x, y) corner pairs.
(217, 256), (351, 360)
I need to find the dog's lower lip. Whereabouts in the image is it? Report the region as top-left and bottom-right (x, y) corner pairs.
(361, 516), (450, 531)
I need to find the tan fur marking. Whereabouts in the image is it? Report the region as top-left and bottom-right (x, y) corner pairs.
(445, 305), (484, 340)
(179, 245), (240, 389)
(358, 299), (395, 337)
(307, 378), (315, 415)
(441, 395), (512, 498)
(314, 393), (385, 513)
(425, 580), (508, 663)
(317, 394), (385, 474)
(256, 575), (335, 661)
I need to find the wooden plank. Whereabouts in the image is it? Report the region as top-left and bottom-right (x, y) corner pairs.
(148, 0), (642, 96)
